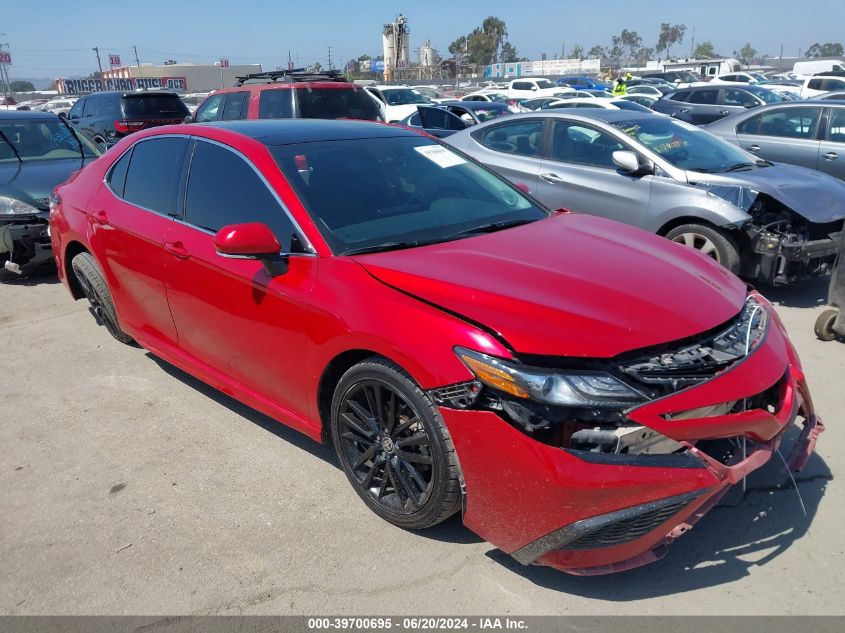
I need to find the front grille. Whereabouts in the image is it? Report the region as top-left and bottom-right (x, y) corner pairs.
(429, 381), (481, 409)
(561, 499), (690, 550)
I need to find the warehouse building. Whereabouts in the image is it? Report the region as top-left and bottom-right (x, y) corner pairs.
(57, 62), (262, 94)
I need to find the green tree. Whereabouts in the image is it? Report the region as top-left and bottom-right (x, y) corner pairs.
(571, 44), (584, 60)
(587, 45), (605, 59)
(500, 42), (521, 63)
(9, 80), (36, 92)
(735, 43), (758, 65)
(693, 41), (717, 59)
(448, 16), (511, 67)
(608, 36), (624, 67)
(805, 42), (844, 57)
(620, 29), (642, 63)
(357, 54), (371, 62)
(656, 23), (687, 59)
(634, 47), (654, 66)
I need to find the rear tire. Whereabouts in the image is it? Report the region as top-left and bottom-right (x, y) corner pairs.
(71, 252), (134, 344)
(665, 223), (741, 274)
(330, 358), (461, 530)
(814, 309), (839, 342)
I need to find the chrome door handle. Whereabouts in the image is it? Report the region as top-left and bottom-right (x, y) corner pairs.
(540, 172), (565, 184)
(823, 152), (839, 160)
(164, 241), (189, 259)
(719, 110), (731, 115)
(746, 144), (761, 152)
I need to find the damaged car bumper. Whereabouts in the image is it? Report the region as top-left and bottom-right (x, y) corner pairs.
(0, 212), (52, 276)
(748, 226), (841, 285)
(435, 295), (823, 575)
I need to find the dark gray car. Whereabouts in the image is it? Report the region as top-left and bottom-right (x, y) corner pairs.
(705, 101), (845, 181)
(652, 85), (787, 125)
(445, 109), (845, 284)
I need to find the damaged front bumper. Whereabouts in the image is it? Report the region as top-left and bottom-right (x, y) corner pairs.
(0, 212), (53, 276)
(747, 226), (841, 285)
(437, 301), (823, 575)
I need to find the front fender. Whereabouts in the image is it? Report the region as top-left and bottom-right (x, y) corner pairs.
(646, 179), (752, 233)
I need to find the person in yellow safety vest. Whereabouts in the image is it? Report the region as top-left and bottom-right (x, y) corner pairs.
(612, 72), (632, 96)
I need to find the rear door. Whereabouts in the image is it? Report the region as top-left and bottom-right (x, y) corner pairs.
(534, 119), (652, 227)
(735, 106), (823, 168)
(220, 91), (249, 120)
(818, 106), (845, 180)
(163, 138), (317, 421)
(460, 118), (545, 189)
(86, 136), (188, 344)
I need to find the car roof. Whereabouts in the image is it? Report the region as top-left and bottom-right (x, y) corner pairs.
(0, 110), (64, 120)
(438, 100), (509, 111)
(517, 109), (657, 123)
(198, 119), (419, 145)
(77, 90), (180, 98)
(211, 82), (358, 95)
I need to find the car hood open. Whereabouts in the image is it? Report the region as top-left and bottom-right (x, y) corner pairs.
(688, 163), (845, 223)
(353, 214), (748, 358)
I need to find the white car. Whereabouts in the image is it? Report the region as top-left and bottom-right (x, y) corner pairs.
(800, 75), (845, 99)
(38, 98), (78, 116)
(460, 91), (528, 113)
(546, 97), (657, 113)
(180, 92), (210, 115)
(411, 86), (452, 103)
(364, 86), (433, 122)
(506, 78), (574, 100)
(626, 85), (667, 98)
(711, 72), (768, 85)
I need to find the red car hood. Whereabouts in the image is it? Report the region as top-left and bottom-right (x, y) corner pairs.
(353, 214), (748, 358)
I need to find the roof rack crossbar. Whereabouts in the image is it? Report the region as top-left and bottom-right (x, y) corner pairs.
(235, 68), (347, 86)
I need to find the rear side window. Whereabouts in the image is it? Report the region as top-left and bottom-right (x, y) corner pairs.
(671, 91), (690, 102)
(512, 82), (533, 91)
(808, 79), (824, 91)
(184, 141), (297, 248)
(121, 95), (189, 118)
(738, 107), (821, 138)
(296, 88), (381, 120)
(689, 90), (718, 104)
(827, 108), (845, 142)
(472, 119), (544, 156)
(100, 95), (118, 115)
(122, 137), (188, 214)
(258, 89), (294, 119)
(107, 148), (132, 197)
(221, 92), (249, 120)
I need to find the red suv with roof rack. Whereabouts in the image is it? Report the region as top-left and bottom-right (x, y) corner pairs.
(190, 69), (383, 123)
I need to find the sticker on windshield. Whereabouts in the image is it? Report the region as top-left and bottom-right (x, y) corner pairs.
(414, 145), (466, 168)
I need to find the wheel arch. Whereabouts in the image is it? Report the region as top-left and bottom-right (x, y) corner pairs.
(63, 240), (90, 299)
(317, 348), (384, 442)
(656, 215), (722, 236)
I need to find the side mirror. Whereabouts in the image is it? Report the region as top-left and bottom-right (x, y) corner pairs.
(743, 102), (757, 108)
(613, 150), (653, 176)
(58, 111), (68, 119)
(183, 114), (193, 123)
(213, 222), (288, 276)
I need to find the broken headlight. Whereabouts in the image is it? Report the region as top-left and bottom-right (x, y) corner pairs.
(455, 347), (647, 408)
(693, 183), (759, 213)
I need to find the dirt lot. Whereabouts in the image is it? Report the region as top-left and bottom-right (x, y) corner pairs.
(0, 273), (842, 615)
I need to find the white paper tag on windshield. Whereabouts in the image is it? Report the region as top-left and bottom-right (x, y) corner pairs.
(414, 144), (466, 168)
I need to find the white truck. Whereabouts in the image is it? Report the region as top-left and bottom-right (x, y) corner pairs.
(506, 78), (573, 100)
(793, 59), (845, 77)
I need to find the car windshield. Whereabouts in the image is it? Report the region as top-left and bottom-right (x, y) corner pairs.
(743, 86), (786, 103)
(612, 117), (759, 173)
(0, 117), (101, 163)
(382, 89), (431, 105)
(535, 80), (555, 90)
(271, 135), (548, 254)
(612, 100), (653, 112)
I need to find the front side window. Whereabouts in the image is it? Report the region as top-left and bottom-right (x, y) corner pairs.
(472, 119), (544, 156)
(67, 100), (84, 120)
(185, 141), (297, 248)
(512, 82), (532, 91)
(271, 136), (547, 255)
(551, 122), (625, 168)
(195, 94), (224, 122)
(122, 137), (188, 213)
(613, 117), (759, 173)
(821, 79), (845, 91)
(738, 107), (821, 138)
(721, 88), (756, 107)
(82, 97), (101, 117)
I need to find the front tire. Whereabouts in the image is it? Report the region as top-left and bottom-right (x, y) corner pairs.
(330, 358), (461, 530)
(71, 252), (134, 344)
(665, 223), (741, 274)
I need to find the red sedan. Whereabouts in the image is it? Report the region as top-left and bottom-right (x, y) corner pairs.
(49, 119), (823, 575)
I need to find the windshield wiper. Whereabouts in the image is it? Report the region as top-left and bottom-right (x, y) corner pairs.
(342, 241), (433, 256)
(441, 218), (538, 240)
(0, 129), (22, 164)
(721, 161), (760, 173)
(61, 120), (87, 161)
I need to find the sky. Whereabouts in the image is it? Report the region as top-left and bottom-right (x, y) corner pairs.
(4, 0), (845, 80)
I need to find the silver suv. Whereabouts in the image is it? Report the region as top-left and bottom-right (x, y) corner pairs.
(445, 109), (845, 285)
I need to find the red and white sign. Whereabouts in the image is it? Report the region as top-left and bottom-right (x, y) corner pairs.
(219, 58), (230, 68)
(108, 54), (121, 66)
(0, 52), (11, 65)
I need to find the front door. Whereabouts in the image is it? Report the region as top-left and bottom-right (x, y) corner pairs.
(534, 120), (652, 227)
(163, 139), (317, 422)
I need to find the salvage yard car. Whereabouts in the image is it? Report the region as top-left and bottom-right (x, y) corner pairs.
(1, 110), (101, 280)
(51, 119), (822, 575)
(445, 110), (845, 284)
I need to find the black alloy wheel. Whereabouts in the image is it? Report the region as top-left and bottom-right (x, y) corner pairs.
(331, 359), (461, 529)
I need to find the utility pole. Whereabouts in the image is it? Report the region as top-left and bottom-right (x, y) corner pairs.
(92, 46), (104, 76)
(328, 46), (334, 70)
(0, 34), (10, 102)
(133, 45), (140, 67)
(690, 26), (695, 59)
(779, 43), (784, 72)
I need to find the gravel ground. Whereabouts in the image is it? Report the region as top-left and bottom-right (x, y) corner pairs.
(0, 273), (841, 615)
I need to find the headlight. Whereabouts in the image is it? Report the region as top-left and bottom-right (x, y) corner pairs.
(693, 183), (759, 212)
(0, 196), (41, 216)
(455, 347), (647, 408)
